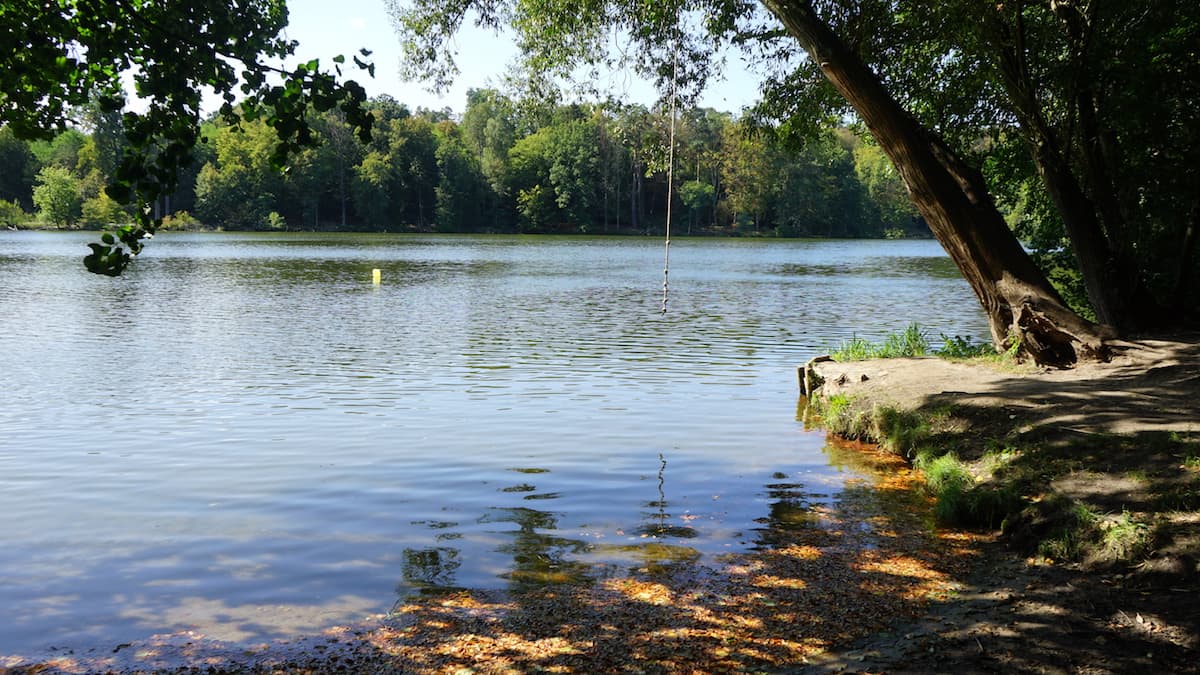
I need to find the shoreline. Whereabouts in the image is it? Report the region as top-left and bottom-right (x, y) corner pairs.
(2, 440), (978, 674)
(800, 334), (1200, 671)
(7, 336), (1198, 673)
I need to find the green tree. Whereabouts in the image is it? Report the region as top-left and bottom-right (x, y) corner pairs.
(755, 0), (1198, 341)
(79, 192), (128, 228)
(773, 131), (873, 238)
(32, 165), (81, 227)
(194, 119), (281, 229)
(676, 107), (730, 233)
(79, 93), (128, 178)
(853, 140), (919, 233)
(461, 89), (518, 194)
(389, 115), (440, 229)
(351, 150), (396, 230)
(313, 110), (363, 229)
(30, 129), (87, 173)
(609, 104), (658, 234)
(0, 199), (29, 227)
(1, 0), (373, 274)
(508, 127), (557, 232)
(677, 179), (714, 235)
(434, 122), (487, 232)
(546, 118), (602, 230)
(0, 125), (37, 209)
(505, 117), (606, 233)
(721, 122), (778, 233)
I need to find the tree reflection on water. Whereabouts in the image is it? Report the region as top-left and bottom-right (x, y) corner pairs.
(393, 445), (916, 604)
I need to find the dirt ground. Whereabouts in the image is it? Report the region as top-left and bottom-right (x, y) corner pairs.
(806, 332), (1200, 673)
(810, 332), (1200, 437)
(6, 336), (1199, 674)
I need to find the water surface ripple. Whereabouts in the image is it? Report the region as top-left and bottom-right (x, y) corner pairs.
(0, 232), (989, 656)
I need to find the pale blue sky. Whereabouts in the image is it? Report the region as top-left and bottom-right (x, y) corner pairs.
(281, 0), (765, 114)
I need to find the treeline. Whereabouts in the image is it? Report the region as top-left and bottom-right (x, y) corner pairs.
(0, 89), (923, 237)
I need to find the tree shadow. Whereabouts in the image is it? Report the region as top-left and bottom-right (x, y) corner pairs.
(797, 350), (1200, 673)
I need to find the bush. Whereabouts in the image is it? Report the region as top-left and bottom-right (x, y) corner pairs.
(32, 165), (81, 227)
(79, 193), (128, 228)
(0, 199), (29, 228)
(160, 211), (206, 230)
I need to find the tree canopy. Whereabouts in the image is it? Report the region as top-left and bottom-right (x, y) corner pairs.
(0, 0), (374, 274)
(2, 91), (915, 238)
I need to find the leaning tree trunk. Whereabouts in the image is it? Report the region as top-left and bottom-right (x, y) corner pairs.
(760, 0), (1114, 366)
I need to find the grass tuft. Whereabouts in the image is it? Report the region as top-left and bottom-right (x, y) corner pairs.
(831, 323), (929, 361)
(915, 453), (976, 524)
(935, 334), (993, 359)
(1097, 510), (1152, 563)
(1037, 499), (1100, 561)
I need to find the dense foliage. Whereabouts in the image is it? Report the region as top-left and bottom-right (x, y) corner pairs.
(1, 90), (920, 238)
(1, 0), (373, 275)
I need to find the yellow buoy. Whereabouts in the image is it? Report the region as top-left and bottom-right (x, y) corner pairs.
(372, 268), (381, 285)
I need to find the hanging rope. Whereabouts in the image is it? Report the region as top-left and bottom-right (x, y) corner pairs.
(661, 48), (678, 315)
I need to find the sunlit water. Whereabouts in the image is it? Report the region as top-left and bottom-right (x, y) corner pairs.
(0, 232), (989, 657)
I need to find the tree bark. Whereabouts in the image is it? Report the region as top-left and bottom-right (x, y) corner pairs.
(760, 0), (1114, 365)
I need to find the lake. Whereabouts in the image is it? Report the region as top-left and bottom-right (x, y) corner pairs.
(0, 231), (989, 658)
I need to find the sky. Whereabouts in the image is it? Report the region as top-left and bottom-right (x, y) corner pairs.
(279, 0), (766, 115)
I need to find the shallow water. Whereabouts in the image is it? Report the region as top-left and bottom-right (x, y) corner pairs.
(0, 232), (989, 656)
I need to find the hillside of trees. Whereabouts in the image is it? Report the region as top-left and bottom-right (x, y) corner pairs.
(0, 89), (923, 239)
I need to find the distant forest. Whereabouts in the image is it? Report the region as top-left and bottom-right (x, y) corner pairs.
(0, 89), (926, 238)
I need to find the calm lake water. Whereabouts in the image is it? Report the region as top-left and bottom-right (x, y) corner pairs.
(0, 231), (989, 658)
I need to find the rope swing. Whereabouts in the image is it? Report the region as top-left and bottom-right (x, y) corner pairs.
(661, 48), (678, 315)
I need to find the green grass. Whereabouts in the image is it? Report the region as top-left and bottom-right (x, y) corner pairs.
(935, 334), (993, 359)
(1153, 484), (1200, 511)
(824, 394), (852, 420)
(1097, 510), (1152, 562)
(830, 324), (1026, 368)
(934, 330), (1031, 370)
(831, 323), (929, 361)
(1125, 469), (1150, 483)
(915, 452), (976, 524)
(1038, 499), (1100, 561)
(1039, 504), (1152, 564)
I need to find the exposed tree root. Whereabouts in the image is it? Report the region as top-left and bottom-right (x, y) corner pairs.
(999, 273), (1116, 368)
